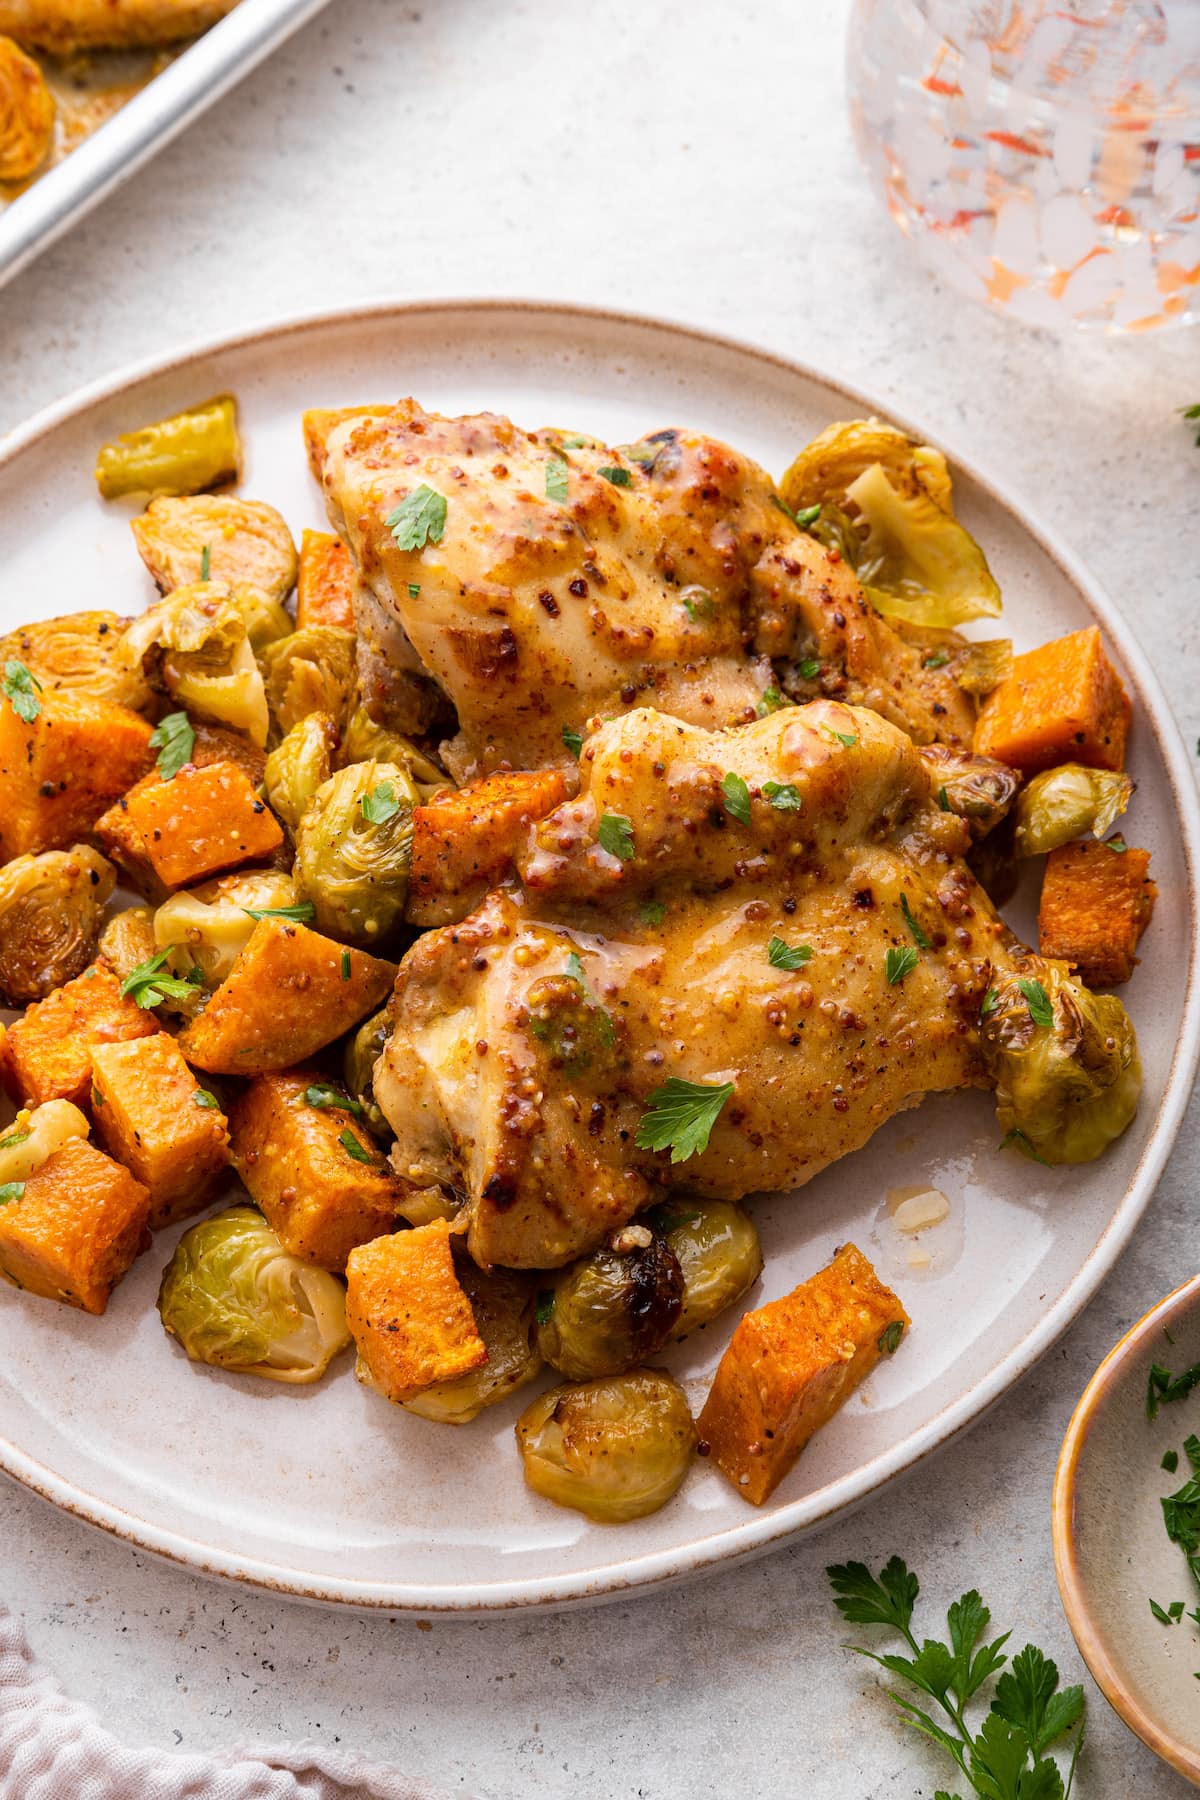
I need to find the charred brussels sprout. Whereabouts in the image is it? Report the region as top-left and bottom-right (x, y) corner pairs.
(158, 1205), (351, 1384)
(516, 1370), (696, 1522)
(535, 1234), (684, 1380)
(920, 746), (1020, 838)
(653, 1199), (763, 1340)
(294, 759), (417, 946)
(980, 959), (1141, 1165)
(0, 845), (115, 1004)
(0, 611), (153, 712)
(98, 906), (158, 985)
(405, 1263), (543, 1424)
(261, 626), (357, 738)
(264, 711), (337, 835)
(338, 704), (450, 796)
(121, 582), (269, 746)
(1014, 764), (1134, 858)
(94, 395), (241, 501)
(342, 1006), (392, 1140)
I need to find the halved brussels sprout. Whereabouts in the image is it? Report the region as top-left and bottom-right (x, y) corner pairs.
(121, 582), (269, 746)
(264, 711), (337, 835)
(952, 638), (1012, 697)
(261, 627), (357, 738)
(338, 704), (450, 797)
(158, 1205), (351, 1384)
(0, 1101), (89, 1185)
(516, 1369), (696, 1522)
(98, 906), (158, 984)
(404, 1262), (543, 1424)
(94, 395), (241, 501)
(920, 746), (1020, 838)
(342, 1006), (393, 1140)
(980, 959), (1141, 1165)
(1014, 764), (1134, 858)
(781, 418), (954, 515)
(154, 870), (299, 990)
(294, 759), (417, 946)
(653, 1199), (763, 1340)
(535, 1235), (684, 1381)
(131, 496), (298, 605)
(0, 845), (115, 1004)
(0, 611), (153, 712)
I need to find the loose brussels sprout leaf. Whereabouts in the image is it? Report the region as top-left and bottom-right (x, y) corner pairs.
(226, 585), (293, 654)
(338, 705), (450, 796)
(0, 1101), (88, 1186)
(265, 711), (337, 835)
(536, 1237), (683, 1381)
(0, 845), (115, 1005)
(154, 870), (299, 990)
(845, 463), (1002, 629)
(404, 1263), (543, 1424)
(294, 759), (417, 947)
(1014, 764), (1134, 858)
(919, 746), (1019, 839)
(0, 611), (153, 713)
(654, 1198), (763, 1340)
(780, 417), (954, 517)
(157, 1205), (351, 1384)
(980, 959), (1142, 1164)
(516, 1369), (697, 1522)
(122, 584), (269, 746)
(95, 395), (241, 501)
(261, 627), (357, 739)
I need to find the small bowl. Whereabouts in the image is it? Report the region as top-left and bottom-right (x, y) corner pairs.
(1054, 1274), (1200, 1786)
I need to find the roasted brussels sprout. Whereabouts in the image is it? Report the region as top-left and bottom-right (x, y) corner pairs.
(264, 711), (337, 835)
(98, 905), (158, 984)
(653, 1199), (763, 1340)
(338, 705), (449, 796)
(158, 1205), (351, 1384)
(516, 1370), (696, 1522)
(405, 1262), (543, 1424)
(920, 745), (1020, 838)
(261, 627), (357, 738)
(0, 1101), (88, 1185)
(294, 759), (417, 946)
(1014, 764), (1134, 858)
(154, 869), (299, 989)
(535, 1233), (684, 1380)
(94, 395), (241, 501)
(980, 959), (1142, 1165)
(780, 418), (1002, 630)
(121, 582), (269, 746)
(0, 37), (54, 181)
(342, 1006), (392, 1139)
(953, 638), (1012, 697)
(131, 496), (298, 605)
(0, 844), (115, 1004)
(0, 611), (153, 712)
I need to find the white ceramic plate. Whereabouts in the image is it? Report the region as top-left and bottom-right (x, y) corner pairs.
(1, 301), (1197, 1613)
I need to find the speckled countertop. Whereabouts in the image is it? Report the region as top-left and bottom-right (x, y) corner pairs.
(2, 2), (1198, 1793)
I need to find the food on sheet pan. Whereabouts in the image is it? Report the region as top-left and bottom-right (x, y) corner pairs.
(0, 396), (1152, 1521)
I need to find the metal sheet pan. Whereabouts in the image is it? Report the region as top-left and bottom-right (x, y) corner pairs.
(0, 0), (332, 290)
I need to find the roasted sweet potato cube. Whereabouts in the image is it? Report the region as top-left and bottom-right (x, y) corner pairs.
(0, 1137), (149, 1314)
(408, 768), (570, 927)
(0, 691), (153, 860)
(1038, 838), (1156, 986)
(177, 918), (396, 1074)
(90, 1035), (229, 1229)
(229, 1069), (405, 1270)
(296, 530), (356, 632)
(3, 964), (160, 1109)
(698, 1243), (908, 1505)
(345, 1220), (486, 1403)
(974, 626), (1131, 777)
(123, 760), (283, 889)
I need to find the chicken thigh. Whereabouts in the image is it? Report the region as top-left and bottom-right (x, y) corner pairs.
(0, 0), (237, 48)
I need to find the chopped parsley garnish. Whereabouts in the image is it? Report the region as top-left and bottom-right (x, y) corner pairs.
(386, 484), (447, 551)
(798, 657), (821, 680)
(886, 946), (919, 985)
(722, 771), (752, 825)
(243, 902), (317, 923)
(0, 1127), (30, 1152)
(560, 434), (589, 450)
(307, 1082), (363, 1117)
(1106, 836), (1128, 853)
(1183, 402), (1200, 447)
(340, 950), (352, 981)
(980, 986), (999, 1019)
(597, 465), (632, 488)
(877, 1320), (904, 1355)
(0, 1182), (25, 1207)
(1150, 1598), (1185, 1625)
(149, 710), (195, 780)
(408, 582), (421, 599)
(119, 951), (203, 1010)
(200, 543), (211, 581)
(562, 724), (583, 760)
(899, 893), (931, 950)
(598, 812), (635, 861)
(360, 781), (400, 824)
(647, 1203), (702, 1234)
(756, 686), (789, 717)
(793, 503), (822, 529)
(681, 587), (715, 623)
(938, 784), (951, 811)
(1159, 1433), (1200, 1594)
(338, 1128), (374, 1164)
(635, 1077), (735, 1164)
(998, 1127), (1050, 1166)
(768, 936), (813, 971)
(193, 1090), (220, 1110)
(830, 729), (857, 749)
(3, 659), (42, 724)
(1147, 1362), (1200, 1422)
(1017, 978), (1053, 1028)
(772, 494), (796, 524)
(763, 780), (803, 812)
(1164, 1450), (1181, 1474)
(545, 455), (569, 503)
(535, 1289), (555, 1326)
(640, 900), (666, 927)
(923, 649), (951, 670)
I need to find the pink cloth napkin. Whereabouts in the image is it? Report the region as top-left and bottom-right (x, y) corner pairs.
(0, 1601), (477, 1799)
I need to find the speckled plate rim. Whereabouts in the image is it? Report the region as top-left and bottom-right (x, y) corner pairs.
(1, 297), (1199, 1614)
(1053, 1275), (1200, 1785)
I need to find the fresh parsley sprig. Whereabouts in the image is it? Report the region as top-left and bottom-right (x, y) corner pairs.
(243, 902), (317, 923)
(598, 812), (635, 861)
(827, 1558), (1085, 1800)
(3, 659), (42, 724)
(119, 951), (203, 1010)
(149, 711), (195, 781)
(1018, 979), (1054, 1028)
(635, 1077), (734, 1164)
(386, 485), (447, 551)
(360, 781), (400, 824)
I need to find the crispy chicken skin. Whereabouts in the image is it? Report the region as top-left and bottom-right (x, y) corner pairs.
(375, 699), (1015, 1270)
(308, 402), (975, 782)
(0, 0), (237, 49)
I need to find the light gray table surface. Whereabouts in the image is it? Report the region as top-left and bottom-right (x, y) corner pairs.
(2, 1), (1198, 1794)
